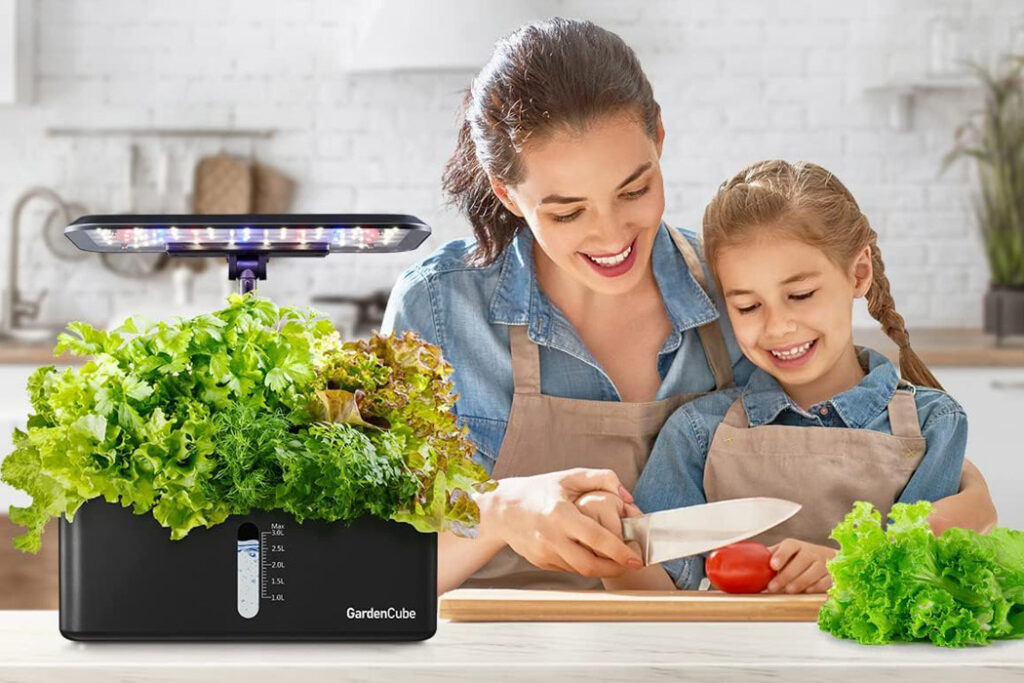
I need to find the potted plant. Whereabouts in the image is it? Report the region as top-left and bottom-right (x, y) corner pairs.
(944, 56), (1024, 341)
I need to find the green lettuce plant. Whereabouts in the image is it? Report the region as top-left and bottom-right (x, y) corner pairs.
(1, 294), (495, 552)
(819, 501), (1024, 647)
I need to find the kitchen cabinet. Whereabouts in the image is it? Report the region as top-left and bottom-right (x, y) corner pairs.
(933, 367), (1024, 530)
(0, 610), (1022, 680)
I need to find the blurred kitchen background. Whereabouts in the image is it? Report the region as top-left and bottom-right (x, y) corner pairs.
(1, 0), (1024, 607)
(0, 0), (1022, 330)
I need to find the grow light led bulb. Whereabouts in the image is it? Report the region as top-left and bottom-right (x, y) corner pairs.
(65, 214), (429, 256)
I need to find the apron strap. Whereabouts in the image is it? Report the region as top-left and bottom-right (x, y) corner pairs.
(887, 386), (922, 438)
(508, 324), (542, 395)
(722, 397), (750, 428)
(722, 383), (921, 436)
(696, 316), (735, 390)
(665, 227), (735, 391)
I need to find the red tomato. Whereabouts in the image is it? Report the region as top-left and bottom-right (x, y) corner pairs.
(705, 541), (776, 593)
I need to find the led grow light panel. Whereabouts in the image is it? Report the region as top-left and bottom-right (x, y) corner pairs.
(65, 214), (430, 255)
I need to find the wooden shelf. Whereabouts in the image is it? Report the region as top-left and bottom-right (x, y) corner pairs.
(864, 78), (982, 131)
(45, 127), (276, 139)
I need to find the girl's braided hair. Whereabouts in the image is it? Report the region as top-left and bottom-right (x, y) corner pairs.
(702, 159), (942, 390)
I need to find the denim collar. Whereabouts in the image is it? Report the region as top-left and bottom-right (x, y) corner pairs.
(487, 222), (720, 348)
(740, 346), (900, 427)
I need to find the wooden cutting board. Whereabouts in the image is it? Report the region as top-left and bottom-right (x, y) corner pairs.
(440, 589), (827, 622)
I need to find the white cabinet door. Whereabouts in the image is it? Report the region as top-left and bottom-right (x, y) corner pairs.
(933, 367), (1024, 530)
(0, 364), (41, 511)
(0, 0), (32, 104)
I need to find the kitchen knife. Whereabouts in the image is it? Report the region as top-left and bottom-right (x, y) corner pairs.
(621, 497), (801, 565)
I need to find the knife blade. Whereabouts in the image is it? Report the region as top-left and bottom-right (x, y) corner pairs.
(621, 497), (801, 565)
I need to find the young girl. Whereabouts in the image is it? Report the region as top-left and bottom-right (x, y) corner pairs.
(577, 159), (970, 594)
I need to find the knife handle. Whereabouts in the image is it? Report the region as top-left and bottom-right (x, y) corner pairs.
(620, 517), (641, 543)
(620, 516), (649, 566)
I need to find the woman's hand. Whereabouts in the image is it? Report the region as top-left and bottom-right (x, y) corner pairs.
(481, 468), (645, 577)
(576, 490), (678, 590)
(928, 459), (998, 535)
(765, 539), (836, 594)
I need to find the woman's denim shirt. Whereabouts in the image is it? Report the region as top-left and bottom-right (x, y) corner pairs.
(381, 223), (754, 474)
(634, 347), (968, 590)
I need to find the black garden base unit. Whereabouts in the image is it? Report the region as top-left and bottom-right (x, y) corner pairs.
(59, 499), (437, 641)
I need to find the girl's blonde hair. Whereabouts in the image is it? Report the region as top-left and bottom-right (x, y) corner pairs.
(702, 159), (942, 390)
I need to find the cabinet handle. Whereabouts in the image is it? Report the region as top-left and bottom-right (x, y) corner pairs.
(991, 381), (1024, 391)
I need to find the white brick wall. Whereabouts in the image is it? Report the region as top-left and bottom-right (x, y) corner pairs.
(0, 0), (1021, 331)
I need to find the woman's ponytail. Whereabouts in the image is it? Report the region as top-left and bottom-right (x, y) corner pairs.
(441, 94), (525, 265)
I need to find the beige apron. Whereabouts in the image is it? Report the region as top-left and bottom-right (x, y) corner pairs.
(462, 229), (735, 589)
(703, 378), (927, 549)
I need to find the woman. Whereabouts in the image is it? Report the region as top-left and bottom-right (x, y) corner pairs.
(381, 18), (996, 594)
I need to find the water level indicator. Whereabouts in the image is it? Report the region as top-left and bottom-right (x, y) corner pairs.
(237, 523), (260, 619)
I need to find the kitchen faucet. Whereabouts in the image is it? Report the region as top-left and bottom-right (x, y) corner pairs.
(2, 187), (67, 335)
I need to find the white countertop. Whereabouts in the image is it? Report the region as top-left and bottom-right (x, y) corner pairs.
(2, 611), (1023, 682)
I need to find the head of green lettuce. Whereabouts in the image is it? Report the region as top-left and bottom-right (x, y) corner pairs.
(820, 500), (1024, 647)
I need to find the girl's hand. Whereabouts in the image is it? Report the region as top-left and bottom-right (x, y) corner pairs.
(481, 468), (645, 577)
(575, 490), (643, 530)
(765, 539), (836, 594)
